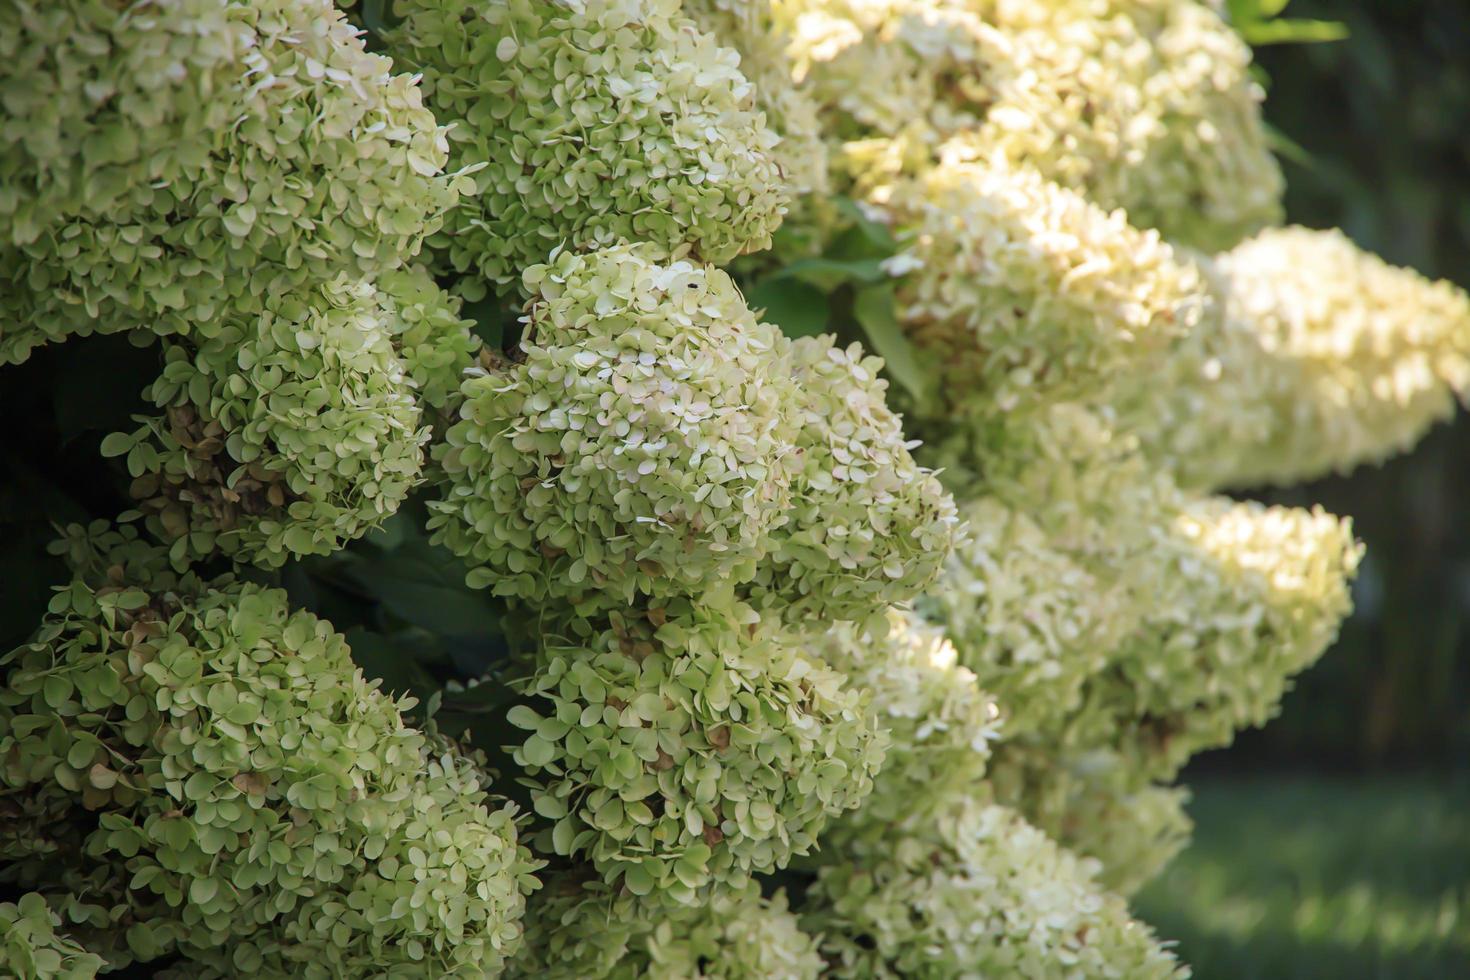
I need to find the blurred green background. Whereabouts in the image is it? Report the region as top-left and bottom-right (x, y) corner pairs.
(1137, 2), (1470, 975)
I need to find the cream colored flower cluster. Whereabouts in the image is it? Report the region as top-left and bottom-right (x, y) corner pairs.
(1126, 227), (1470, 489)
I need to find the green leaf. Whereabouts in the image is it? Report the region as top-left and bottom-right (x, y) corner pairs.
(99, 431), (135, 458)
(832, 197), (899, 256)
(746, 278), (828, 339)
(342, 628), (438, 700)
(852, 284), (935, 413)
(342, 556), (502, 637)
(521, 734), (555, 767)
(506, 705), (542, 731)
(1242, 18), (1348, 45)
(551, 815), (575, 855)
(533, 793), (568, 820)
(778, 257), (889, 291)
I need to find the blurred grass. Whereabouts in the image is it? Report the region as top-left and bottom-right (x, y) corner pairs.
(1135, 776), (1470, 978)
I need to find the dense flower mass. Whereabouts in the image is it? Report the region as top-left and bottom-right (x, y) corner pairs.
(0, 0), (459, 364)
(108, 278), (428, 568)
(1126, 226), (1470, 489)
(430, 245), (955, 621)
(817, 611), (998, 823)
(511, 602), (884, 905)
(926, 496), (1128, 737)
(892, 151), (1208, 421)
(684, 0), (830, 198)
(969, 0), (1284, 252)
(382, 0), (788, 288)
(746, 334), (960, 625)
(0, 0), (1457, 975)
(779, 0), (1280, 250)
(0, 525), (536, 974)
(511, 877), (821, 979)
(429, 245), (798, 612)
(986, 750), (1194, 897)
(804, 797), (1185, 979)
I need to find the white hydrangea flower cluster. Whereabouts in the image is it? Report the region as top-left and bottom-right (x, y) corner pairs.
(1125, 226), (1470, 489)
(776, 0), (1281, 250)
(968, 0), (1284, 251)
(805, 797), (1186, 979)
(889, 150), (1209, 421)
(683, 0), (831, 197)
(816, 611), (1000, 823)
(986, 749), (1194, 897)
(915, 404), (1361, 893)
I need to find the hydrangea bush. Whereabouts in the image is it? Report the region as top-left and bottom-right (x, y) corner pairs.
(1, 0), (1465, 977)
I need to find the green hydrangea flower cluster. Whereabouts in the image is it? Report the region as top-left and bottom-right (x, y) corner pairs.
(925, 496), (1130, 738)
(0, 525), (537, 975)
(430, 244), (957, 622)
(816, 611), (998, 824)
(804, 797), (1185, 979)
(985, 749), (1194, 898)
(511, 877), (820, 980)
(1126, 226), (1470, 489)
(746, 333), (959, 625)
(508, 599), (884, 906)
(0, 0), (462, 364)
(381, 0), (788, 289)
(0, 893), (104, 980)
(683, 0), (830, 197)
(106, 277), (429, 568)
(375, 264), (485, 419)
(430, 245), (799, 612)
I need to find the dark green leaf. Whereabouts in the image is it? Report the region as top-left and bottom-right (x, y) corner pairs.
(851, 284), (935, 413)
(746, 278), (828, 339)
(777, 257), (889, 291)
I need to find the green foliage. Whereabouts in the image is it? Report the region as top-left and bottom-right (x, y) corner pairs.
(0, 893), (104, 980)
(1226, 0), (1348, 46)
(1136, 776), (1470, 979)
